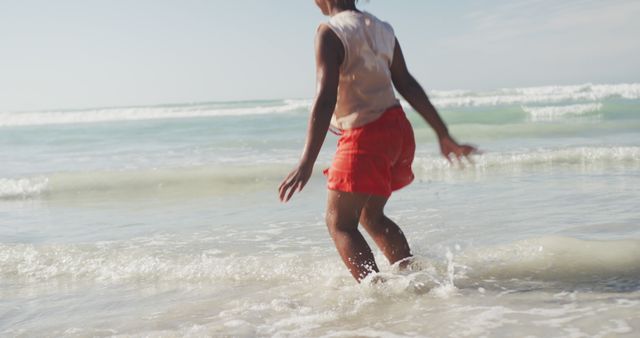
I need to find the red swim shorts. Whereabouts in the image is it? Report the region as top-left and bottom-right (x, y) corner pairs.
(324, 106), (415, 198)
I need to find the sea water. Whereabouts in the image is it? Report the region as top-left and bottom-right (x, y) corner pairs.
(1, 83), (639, 337)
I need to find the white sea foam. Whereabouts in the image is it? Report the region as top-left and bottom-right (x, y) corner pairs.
(0, 165), (290, 200)
(0, 99), (310, 127)
(1, 235), (638, 287)
(2, 146), (638, 200)
(413, 146), (640, 178)
(2, 235), (639, 337)
(429, 83), (640, 108)
(1, 83), (638, 127)
(0, 176), (49, 199)
(522, 103), (603, 122)
(0, 238), (340, 284)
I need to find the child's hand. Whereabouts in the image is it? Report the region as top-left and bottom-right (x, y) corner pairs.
(439, 135), (479, 167)
(279, 162), (313, 202)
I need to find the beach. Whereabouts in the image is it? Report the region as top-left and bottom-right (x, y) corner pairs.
(1, 83), (640, 337)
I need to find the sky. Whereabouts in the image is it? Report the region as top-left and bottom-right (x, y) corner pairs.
(0, 0), (639, 112)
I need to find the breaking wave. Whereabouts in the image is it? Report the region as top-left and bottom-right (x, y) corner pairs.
(522, 103), (603, 122)
(2, 146), (638, 200)
(0, 99), (310, 127)
(2, 235), (638, 291)
(429, 83), (640, 108)
(1, 83), (638, 127)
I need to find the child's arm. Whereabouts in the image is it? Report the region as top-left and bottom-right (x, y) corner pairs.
(279, 25), (343, 202)
(390, 39), (477, 164)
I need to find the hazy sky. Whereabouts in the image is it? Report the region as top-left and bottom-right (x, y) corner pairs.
(1, 0), (639, 111)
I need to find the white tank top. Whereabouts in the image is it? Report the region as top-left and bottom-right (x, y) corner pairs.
(325, 11), (399, 130)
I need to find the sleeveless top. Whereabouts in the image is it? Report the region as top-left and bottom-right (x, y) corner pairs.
(325, 11), (399, 130)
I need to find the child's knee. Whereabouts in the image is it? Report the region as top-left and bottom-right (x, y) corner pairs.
(359, 210), (384, 231)
(325, 209), (359, 233)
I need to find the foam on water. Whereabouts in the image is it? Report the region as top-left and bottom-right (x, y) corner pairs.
(0, 165), (289, 200)
(0, 176), (49, 199)
(2, 235), (638, 290)
(413, 146), (640, 178)
(0, 99), (309, 127)
(1, 83), (637, 127)
(2, 146), (638, 200)
(2, 233), (639, 336)
(522, 103), (603, 122)
(429, 83), (640, 108)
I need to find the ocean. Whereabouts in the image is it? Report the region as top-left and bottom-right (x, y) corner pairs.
(1, 83), (639, 337)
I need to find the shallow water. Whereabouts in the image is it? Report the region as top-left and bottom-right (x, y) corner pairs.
(1, 83), (639, 337)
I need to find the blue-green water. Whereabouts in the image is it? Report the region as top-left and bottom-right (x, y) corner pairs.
(1, 83), (639, 337)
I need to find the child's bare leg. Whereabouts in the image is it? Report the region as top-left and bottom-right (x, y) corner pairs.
(326, 190), (379, 282)
(359, 195), (412, 267)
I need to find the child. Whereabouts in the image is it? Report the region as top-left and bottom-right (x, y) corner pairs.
(279, 0), (477, 282)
